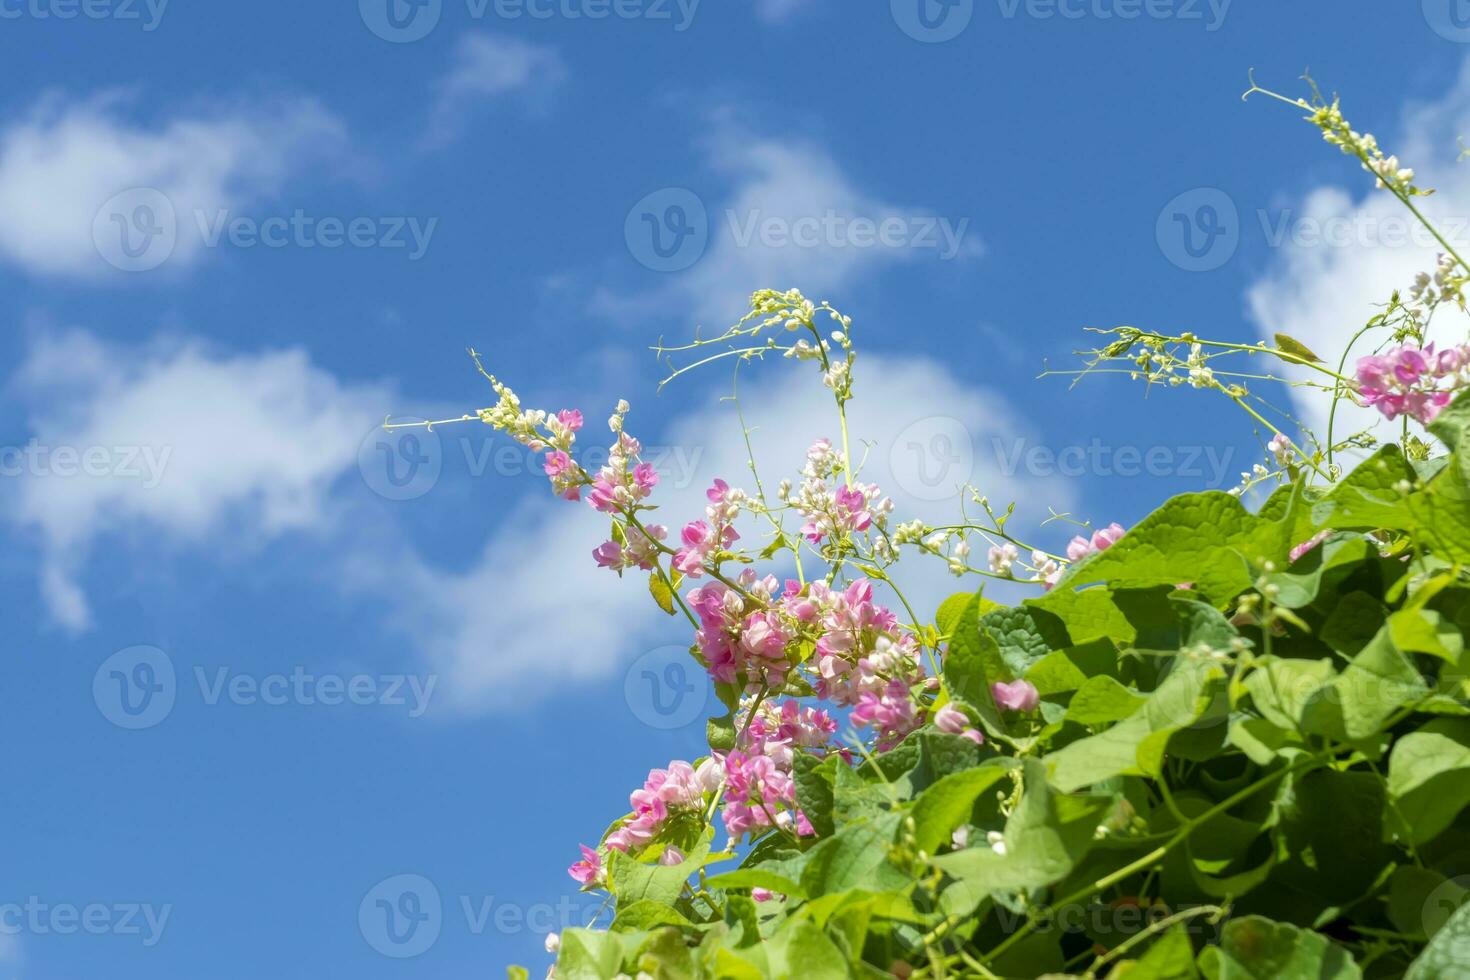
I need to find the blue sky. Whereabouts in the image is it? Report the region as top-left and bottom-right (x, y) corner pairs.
(2, 2), (1470, 976)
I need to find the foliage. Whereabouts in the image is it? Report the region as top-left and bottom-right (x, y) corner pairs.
(397, 75), (1470, 978)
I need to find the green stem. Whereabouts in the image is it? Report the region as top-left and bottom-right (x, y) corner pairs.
(977, 756), (1316, 967)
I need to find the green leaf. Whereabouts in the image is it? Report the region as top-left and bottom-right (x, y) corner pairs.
(1408, 462), (1470, 561)
(794, 753), (837, 838)
(771, 921), (849, 980)
(1107, 925), (1200, 979)
(1312, 446), (1417, 532)
(1407, 894), (1470, 980)
(610, 830), (712, 912)
(708, 711), (737, 753)
(1024, 587), (1138, 648)
(612, 900), (694, 931)
(1200, 915), (1362, 979)
(1243, 657), (1336, 732)
(1274, 333), (1323, 363)
(1046, 660), (1223, 791)
(1259, 537), (1372, 608)
(832, 763), (891, 825)
(634, 928), (698, 977)
(909, 761), (1013, 855)
(798, 813), (910, 897)
(1067, 675), (1148, 726)
(556, 928), (638, 980)
(944, 592), (1008, 735)
(981, 605), (1073, 676)
(649, 571), (677, 615)
(507, 967), (530, 980)
(1428, 388), (1470, 465)
(1025, 637), (1123, 696)
(936, 591), (976, 635)
(1038, 489), (1300, 604)
(704, 867), (805, 898)
(1388, 866), (1464, 939)
(1389, 608), (1464, 662)
(931, 760), (1111, 891)
(1277, 769), (1394, 904)
(1300, 622), (1427, 741)
(1388, 718), (1470, 844)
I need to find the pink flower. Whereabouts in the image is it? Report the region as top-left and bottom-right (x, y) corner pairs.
(751, 888), (779, 903)
(852, 679), (921, 749)
(1289, 530), (1332, 563)
(933, 704), (984, 744)
(673, 520), (738, 579)
(634, 463), (659, 494)
(834, 485), (874, 533)
(1091, 522), (1125, 552)
(658, 846), (686, 866)
(568, 845), (602, 885)
(585, 474), (621, 513)
(933, 704), (969, 734)
(1357, 343), (1469, 424)
(1067, 523), (1126, 562)
(593, 540), (623, 569)
(556, 409), (584, 432)
(991, 679), (1040, 712)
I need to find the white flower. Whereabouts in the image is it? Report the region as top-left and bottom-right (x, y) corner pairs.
(988, 543), (1019, 576)
(545, 933), (561, 954)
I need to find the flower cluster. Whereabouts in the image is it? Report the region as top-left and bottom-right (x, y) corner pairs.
(1356, 343), (1470, 425)
(1410, 253), (1464, 315)
(568, 759), (722, 886)
(1305, 93), (1432, 198)
(785, 440), (893, 547)
(593, 523), (668, 573)
(719, 700), (835, 840)
(586, 404), (659, 514)
(799, 581), (927, 748)
(1067, 523), (1126, 562)
(674, 480), (744, 578)
(1268, 433), (1294, 468)
(689, 573), (791, 688)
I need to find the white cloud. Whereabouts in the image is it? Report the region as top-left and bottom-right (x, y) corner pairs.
(597, 115), (982, 329)
(5, 329), (386, 630)
(392, 353), (1067, 711)
(0, 91), (346, 278)
(425, 33), (566, 147)
(1247, 62), (1470, 441)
